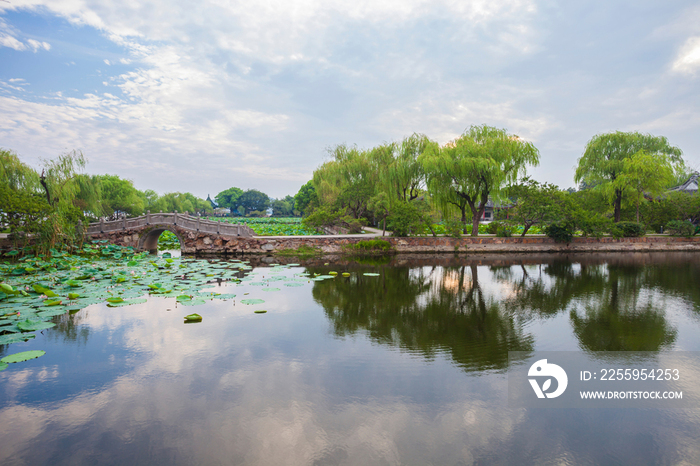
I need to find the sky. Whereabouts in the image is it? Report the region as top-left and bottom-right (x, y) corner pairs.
(1, 0), (699, 200)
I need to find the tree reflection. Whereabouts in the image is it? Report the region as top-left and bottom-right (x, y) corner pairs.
(311, 264), (534, 372)
(492, 260), (678, 352)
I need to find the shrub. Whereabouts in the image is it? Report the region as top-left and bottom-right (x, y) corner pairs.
(496, 226), (512, 237)
(544, 221), (575, 243)
(615, 221), (645, 237)
(444, 219), (463, 239)
(666, 220), (696, 237)
(485, 221), (502, 234)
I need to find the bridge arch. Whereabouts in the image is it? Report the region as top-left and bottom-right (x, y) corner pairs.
(138, 225), (184, 254)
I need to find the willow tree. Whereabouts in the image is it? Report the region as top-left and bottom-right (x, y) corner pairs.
(419, 125), (540, 236)
(615, 150), (675, 223)
(313, 144), (377, 219)
(574, 131), (682, 222)
(379, 134), (435, 202)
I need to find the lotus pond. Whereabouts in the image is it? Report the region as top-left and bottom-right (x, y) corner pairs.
(2, 249), (700, 464)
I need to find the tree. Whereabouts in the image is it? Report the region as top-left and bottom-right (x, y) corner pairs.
(313, 144), (377, 220)
(420, 125), (540, 236)
(97, 174), (145, 217)
(506, 177), (563, 236)
(271, 196), (294, 217)
(368, 192), (390, 236)
(379, 134), (434, 202)
(294, 181), (318, 216)
(215, 187), (243, 211)
(238, 189), (270, 215)
(574, 131), (682, 222)
(614, 150), (675, 223)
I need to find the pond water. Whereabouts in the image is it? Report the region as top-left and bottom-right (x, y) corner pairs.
(2, 252), (700, 465)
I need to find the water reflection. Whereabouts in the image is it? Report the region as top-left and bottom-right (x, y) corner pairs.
(311, 264), (534, 371)
(1, 253), (700, 465)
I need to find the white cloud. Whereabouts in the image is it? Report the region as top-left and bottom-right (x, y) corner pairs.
(26, 38), (50, 52)
(0, 32), (25, 50)
(672, 36), (700, 75)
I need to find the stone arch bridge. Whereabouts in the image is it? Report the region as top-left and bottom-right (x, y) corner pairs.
(86, 212), (256, 254)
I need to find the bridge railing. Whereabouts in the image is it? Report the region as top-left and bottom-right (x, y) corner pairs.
(86, 213), (256, 237)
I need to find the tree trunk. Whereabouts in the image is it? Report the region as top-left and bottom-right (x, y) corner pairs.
(613, 189), (622, 222)
(521, 224), (531, 237)
(471, 212), (481, 237)
(382, 217), (386, 236)
(461, 209), (468, 235)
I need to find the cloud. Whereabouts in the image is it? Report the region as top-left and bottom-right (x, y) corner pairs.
(26, 38), (50, 52)
(672, 36), (700, 75)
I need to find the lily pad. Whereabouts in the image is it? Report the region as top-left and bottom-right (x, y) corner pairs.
(184, 313), (202, 322)
(106, 297), (124, 304)
(363, 273), (380, 276)
(342, 273), (351, 277)
(1, 350), (46, 364)
(0, 333), (35, 345)
(254, 310), (267, 314)
(37, 308), (69, 318)
(240, 298), (265, 305)
(107, 298), (148, 307)
(284, 282), (305, 287)
(213, 294), (237, 299)
(0, 362), (7, 371)
(262, 288), (281, 292)
(180, 298), (206, 306)
(17, 319), (56, 331)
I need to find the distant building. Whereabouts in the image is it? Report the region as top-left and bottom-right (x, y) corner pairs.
(206, 194), (218, 209)
(669, 173), (699, 195)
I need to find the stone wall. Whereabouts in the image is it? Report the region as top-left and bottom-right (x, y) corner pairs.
(85, 230), (700, 255)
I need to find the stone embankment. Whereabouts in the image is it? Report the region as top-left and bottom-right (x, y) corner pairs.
(84, 230), (700, 254)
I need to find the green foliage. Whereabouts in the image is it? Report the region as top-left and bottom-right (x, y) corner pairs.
(157, 231), (181, 250)
(545, 221), (575, 243)
(387, 201), (423, 237)
(209, 217), (321, 235)
(444, 219), (463, 239)
(615, 222), (645, 237)
(574, 131), (682, 222)
(148, 192), (212, 214)
(506, 177), (563, 236)
(271, 195), (295, 217)
(294, 181), (318, 216)
(420, 125), (540, 236)
(496, 225), (512, 237)
(665, 220), (696, 237)
(215, 187), (244, 211)
(97, 174), (145, 216)
(238, 189), (270, 215)
(485, 221), (503, 234)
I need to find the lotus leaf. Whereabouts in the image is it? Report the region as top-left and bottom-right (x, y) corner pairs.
(0, 362), (7, 371)
(184, 313), (202, 322)
(106, 297), (124, 303)
(1, 350), (46, 363)
(180, 298), (206, 306)
(329, 272), (338, 276)
(284, 282), (305, 287)
(254, 310), (267, 314)
(240, 298), (265, 305)
(363, 273), (380, 276)
(38, 308), (69, 318)
(67, 293), (80, 300)
(108, 298), (148, 307)
(262, 288), (281, 292)
(17, 319), (56, 331)
(0, 283), (15, 294)
(0, 333), (35, 345)
(342, 273), (350, 277)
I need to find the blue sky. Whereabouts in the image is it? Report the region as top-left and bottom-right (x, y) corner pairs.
(1, 0), (699, 199)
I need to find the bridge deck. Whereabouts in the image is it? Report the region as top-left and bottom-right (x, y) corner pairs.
(87, 213), (255, 237)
